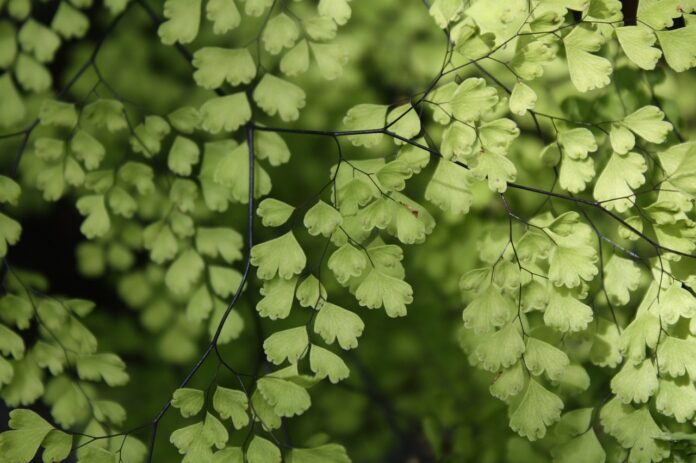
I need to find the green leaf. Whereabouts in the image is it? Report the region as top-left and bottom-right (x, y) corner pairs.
(200, 93), (251, 134)
(76, 195), (111, 239)
(71, 130), (105, 170)
(610, 359), (658, 404)
(39, 100), (77, 128)
(609, 123), (635, 154)
(257, 198), (294, 227)
(314, 302), (364, 350)
(592, 151), (646, 212)
(18, 19), (60, 62)
(551, 429), (605, 463)
(429, 0), (463, 28)
(0, 324), (24, 359)
(656, 336), (696, 379)
(158, 0), (201, 45)
(328, 243), (367, 285)
(255, 130), (291, 166)
(143, 222), (178, 263)
(35, 137), (65, 162)
(0, 74), (25, 127)
(524, 337), (569, 381)
(471, 150), (517, 193)
(83, 99), (127, 132)
(213, 387), (249, 430)
(76, 353), (128, 386)
(386, 103), (420, 143)
(0, 176), (21, 205)
(193, 47), (256, 89)
(655, 376), (696, 423)
(165, 249), (204, 294)
(473, 322), (525, 372)
(615, 26), (661, 70)
(263, 326), (309, 365)
(168, 136), (200, 176)
(172, 388), (204, 417)
(376, 160), (412, 191)
(425, 159), (473, 214)
(286, 444), (351, 463)
(0, 409), (53, 463)
(310, 42), (348, 80)
(206, 0), (241, 34)
(342, 104), (387, 147)
(208, 265), (242, 298)
(509, 81), (537, 115)
(281, 40), (310, 76)
(563, 25), (612, 92)
(309, 345), (349, 383)
(253, 74), (306, 122)
(450, 77), (498, 122)
(622, 105), (672, 144)
(196, 227), (242, 263)
(251, 232), (306, 280)
(318, 0), (352, 25)
(304, 200), (343, 237)
(656, 23), (696, 72)
(544, 287), (593, 333)
(296, 275), (327, 308)
(15, 54), (51, 92)
(0, 21), (17, 69)
(51, 2), (89, 39)
(256, 277), (297, 319)
(0, 212), (20, 258)
(42, 429), (72, 463)
(257, 376), (311, 417)
(168, 107), (201, 134)
(247, 436), (280, 463)
(355, 269), (413, 318)
(604, 256), (640, 306)
(509, 379), (563, 441)
(262, 13), (299, 55)
(606, 407), (669, 463)
(462, 284), (516, 334)
(213, 142), (272, 203)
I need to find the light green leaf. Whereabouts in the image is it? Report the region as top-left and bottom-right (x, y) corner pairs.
(18, 19), (60, 62)
(310, 42), (348, 80)
(0, 176), (21, 205)
(257, 198), (294, 227)
(76, 353), (128, 386)
(314, 302), (364, 350)
(304, 200), (343, 237)
(192, 48), (256, 89)
(251, 232), (306, 280)
(355, 269), (412, 318)
(195, 227), (242, 263)
(563, 25), (612, 92)
(296, 275), (327, 308)
(450, 77), (498, 122)
(51, 2), (89, 39)
(247, 436), (280, 463)
(172, 388), (204, 417)
(281, 40), (310, 76)
(593, 151), (646, 212)
(318, 0), (352, 25)
(609, 123), (635, 154)
(83, 99), (127, 132)
(309, 345), (349, 383)
(200, 93), (251, 134)
(253, 74), (306, 122)
(656, 23), (696, 72)
(509, 379), (563, 441)
(473, 322), (525, 372)
(615, 26), (661, 70)
(524, 337), (569, 381)
(509, 81), (537, 115)
(76, 195), (110, 239)
(165, 249), (204, 294)
(656, 336), (696, 379)
(0, 74), (25, 127)
(158, 0), (201, 45)
(256, 277), (297, 319)
(263, 327), (309, 365)
(206, 0), (241, 34)
(39, 100), (77, 128)
(622, 105), (672, 144)
(167, 136), (200, 176)
(71, 130), (105, 170)
(213, 142), (272, 203)
(544, 287), (593, 333)
(342, 104), (387, 147)
(262, 13), (299, 55)
(386, 103), (420, 143)
(604, 255), (640, 306)
(168, 107), (201, 134)
(0, 409), (53, 463)
(213, 386), (248, 430)
(257, 376), (311, 417)
(42, 429), (72, 463)
(208, 265), (242, 298)
(328, 243), (367, 285)
(462, 284), (516, 334)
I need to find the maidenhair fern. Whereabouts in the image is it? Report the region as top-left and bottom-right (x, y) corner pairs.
(2, 0), (696, 462)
